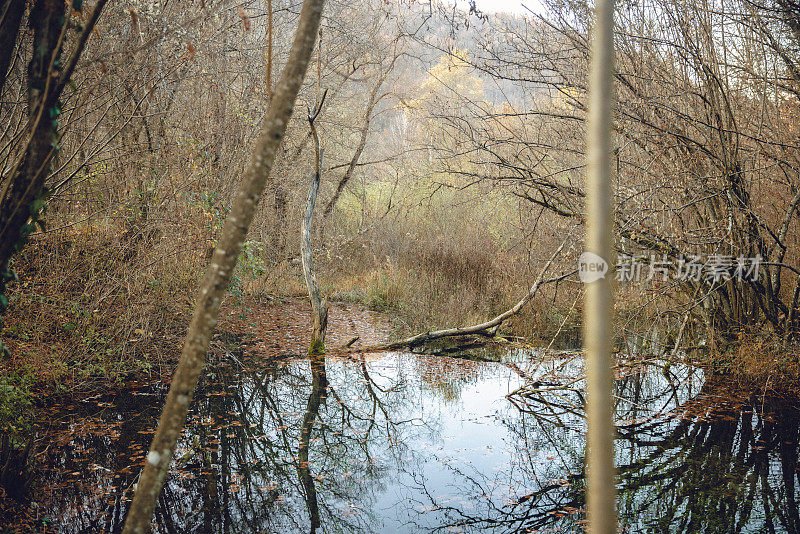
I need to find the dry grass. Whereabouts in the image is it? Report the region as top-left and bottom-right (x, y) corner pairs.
(323, 222), (581, 343)
(1, 224), (203, 388)
(0, 186), (584, 391)
(5, 205), (797, 400)
(703, 328), (800, 392)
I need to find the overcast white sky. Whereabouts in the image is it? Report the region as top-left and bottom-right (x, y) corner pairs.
(471, 0), (544, 14)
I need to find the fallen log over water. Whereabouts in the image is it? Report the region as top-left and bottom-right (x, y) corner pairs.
(337, 239), (576, 354)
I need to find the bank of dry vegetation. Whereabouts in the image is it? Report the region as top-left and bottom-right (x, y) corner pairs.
(1, 203), (579, 390)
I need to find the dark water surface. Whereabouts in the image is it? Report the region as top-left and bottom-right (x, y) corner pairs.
(15, 348), (800, 533)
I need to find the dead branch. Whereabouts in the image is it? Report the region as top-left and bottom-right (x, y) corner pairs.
(338, 239), (575, 353)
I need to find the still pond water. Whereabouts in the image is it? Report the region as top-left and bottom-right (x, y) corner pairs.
(19, 347), (800, 533)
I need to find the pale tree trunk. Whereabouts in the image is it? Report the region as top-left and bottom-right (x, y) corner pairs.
(121, 1), (325, 532)
(584, 0), (617, 531)
(296, 354), (328, 532)
(302, 94), (328, 355)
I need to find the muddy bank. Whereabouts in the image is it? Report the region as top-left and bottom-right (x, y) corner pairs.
(215, 296), (393, 357)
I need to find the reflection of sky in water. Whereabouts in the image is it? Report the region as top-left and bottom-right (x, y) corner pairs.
(16, 351), (800, 533)
(365, 354), (530, 532)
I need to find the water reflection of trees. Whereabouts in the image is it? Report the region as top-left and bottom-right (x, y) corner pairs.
(30, 353), (419, 533)
(17, 352), (800, 533)
(415, 360), (800, 533)
(616, 384), (800, 532)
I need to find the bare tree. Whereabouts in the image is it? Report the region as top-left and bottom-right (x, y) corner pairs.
(302, 92), (328, 355)
(414, 0), (800, 343)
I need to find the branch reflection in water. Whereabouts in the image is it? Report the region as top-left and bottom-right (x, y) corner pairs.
(9, 347), (800, 533)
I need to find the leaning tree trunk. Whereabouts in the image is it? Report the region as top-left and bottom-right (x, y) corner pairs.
(121, 1), (325, 532)
(319, 68), (387, 238)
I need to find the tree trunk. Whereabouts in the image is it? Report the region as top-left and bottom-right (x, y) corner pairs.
(0, 0), (108, 351)
(302, 95), (328, 355)
(583, 0), (617, 530)
(121, 1), (325, 532)
(0, 0), (64, 272)
(297, 354), (327, 532)
(0, 0), (25, 97)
